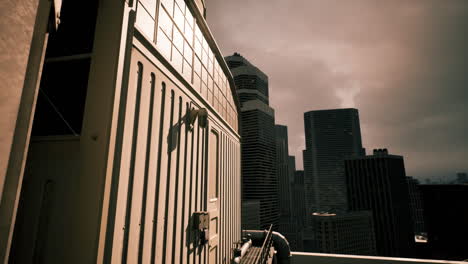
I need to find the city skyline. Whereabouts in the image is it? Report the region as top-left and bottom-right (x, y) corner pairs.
(206, 0), (468, 180)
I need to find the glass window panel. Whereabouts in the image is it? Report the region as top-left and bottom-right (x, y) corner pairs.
(193, 73), (201, 92)
(172, 27), (184, 53)
(175, 0), (186, 13)
(208, 49), (213, 62)
(202, 50), (209, 68)
(214, 98), (219, 112)
(139, 0), (156, 18)
(184, 41), (193, 65)
(156, 29), (171, 59)
(208, 89), (213, 105)
(194, 39), (202, 59)
(209, 58), (214, 76)
(195, 24), (203, 42)
(216, 85), (220, 99)
(185, 20), (193, 44)
(136, 7), (155, 42)
(194, 56), (201, 75)
(160, 0), (174, 16)
(208, 76), (213, 92)
(202, 36), (209, 52)
(183, 59), (192, 82)
(221, 95), (226, 108)
(172, 47), (183, 73)
(158, 8), (173, 38)
(186, 8), (194, 28)
(174, 4), (185, 30)
(201, 83), (207, 98)
(207, 59), (212, 76)
(202, 67), (208, 84)
(220, 75), (225, 95)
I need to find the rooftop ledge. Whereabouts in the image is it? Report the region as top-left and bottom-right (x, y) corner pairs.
(290, 252), (467, 264)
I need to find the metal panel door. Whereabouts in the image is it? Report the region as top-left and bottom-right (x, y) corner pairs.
(207, 128), (219, 264)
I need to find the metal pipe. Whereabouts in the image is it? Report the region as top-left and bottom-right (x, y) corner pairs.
(233, 239), (252, 263)
(243, 230), (292, 264)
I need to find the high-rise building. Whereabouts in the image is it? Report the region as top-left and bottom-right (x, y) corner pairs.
(420, 184), (468, 260)
(406, 176), (426, 235)
(303, 108), (364, 214)
(275, 125), (292, 218)
(241, 200), (261, 230)
(345, 149), (415, 257)
(308, 211), (377, 256)
(292, 170), (306, 252)
(288, 156), (296, 185)
(293, 171), (307, 228)
(225, 53), (279, 230)
(1, 1), (242, 263)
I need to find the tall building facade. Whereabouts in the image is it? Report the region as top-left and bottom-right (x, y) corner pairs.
(275, 125), (292, 218)
(293, 171), (307, 228)
(308, 212), (377, 256)
(1, 0), (242, 263)
(345, 149), (415, 257)
(225, 53), (279, 230)
(303, 108), (364, 214)
(406, 176), (426, 235)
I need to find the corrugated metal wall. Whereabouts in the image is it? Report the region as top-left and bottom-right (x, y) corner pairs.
(108, 46), (240, 264)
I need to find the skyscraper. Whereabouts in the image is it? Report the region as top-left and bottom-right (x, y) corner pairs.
(225, 53), (279, 230)
(302, 108), (364, 214)
(406, 176), (426, 235)
(345, 149), (415, 257)
(309, 211), (377, 256)
(293, 171), (307, 228)
(275, 125), (292, 218)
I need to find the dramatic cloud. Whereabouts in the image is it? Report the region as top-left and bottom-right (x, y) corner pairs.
(206, 0), (468, 181)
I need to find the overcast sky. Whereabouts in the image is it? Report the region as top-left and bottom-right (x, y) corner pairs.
(206, 0), (468, 181)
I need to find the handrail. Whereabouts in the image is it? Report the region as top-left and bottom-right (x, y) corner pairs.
(255, 225), (273, 264)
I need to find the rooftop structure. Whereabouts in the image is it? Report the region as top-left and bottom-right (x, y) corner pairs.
(1, 0), (241, 263)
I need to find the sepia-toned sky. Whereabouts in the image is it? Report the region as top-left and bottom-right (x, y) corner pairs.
(206, 0), (468, 181)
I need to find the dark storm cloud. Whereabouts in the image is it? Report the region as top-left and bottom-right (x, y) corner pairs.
(206, 0), (468, 180)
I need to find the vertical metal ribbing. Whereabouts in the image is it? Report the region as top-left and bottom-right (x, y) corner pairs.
(122, 61), (144, 264)
(180, 102), (191, 264)
(151, 82), (166, 264)
(137, 73), (156, 263)
(162, 89), (176, 263)
(171, 96), (185, 263)
(220, 134), (225, 264)
(189, 121), (199, 264)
